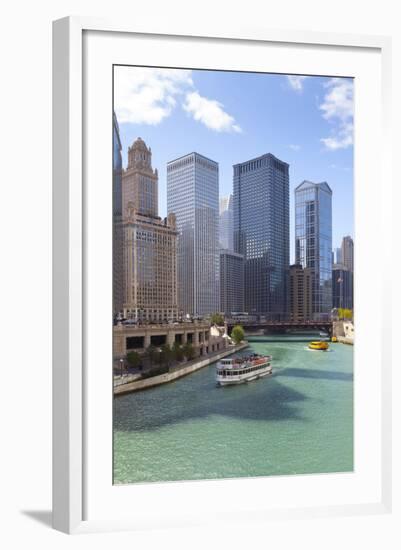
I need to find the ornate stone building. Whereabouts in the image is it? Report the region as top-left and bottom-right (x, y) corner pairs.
(122, 137), (158, 217)
(122, 138), (178, 322)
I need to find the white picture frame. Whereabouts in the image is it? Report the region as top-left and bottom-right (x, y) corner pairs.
(52, 16), (393, 534)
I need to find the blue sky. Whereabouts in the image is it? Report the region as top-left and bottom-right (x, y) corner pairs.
(114, 66), (354, 262)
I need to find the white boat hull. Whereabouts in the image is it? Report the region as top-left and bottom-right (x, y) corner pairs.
(216, 365), (272, 386)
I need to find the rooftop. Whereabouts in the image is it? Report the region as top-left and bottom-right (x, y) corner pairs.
(167, 151), (218, 166)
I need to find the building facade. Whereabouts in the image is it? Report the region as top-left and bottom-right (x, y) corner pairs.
(219, 249), (244, 315)
(113, 113), (124, 316)
(122, 137), (158, 218)
(233, 153), (289, 320)
(167, 152), (220, 317)
(295, 180), (333, 320)
(335, 247), (343, 265)
(341, 235), (354, 273)
(289, 264), (313, 321)
(219, 194), (234, 250)
(332, 264), (353, 310)
(122, 138), (178, 322)
(113, 321), (226, 359)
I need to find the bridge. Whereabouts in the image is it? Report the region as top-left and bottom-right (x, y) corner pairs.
(226, 319), (333, 337)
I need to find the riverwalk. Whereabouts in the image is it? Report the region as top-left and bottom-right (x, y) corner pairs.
(114, 342), (249, 395)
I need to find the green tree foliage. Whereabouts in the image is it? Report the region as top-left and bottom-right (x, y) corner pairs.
(126, 351), (141, 369)
(183, 342), (195, 361)
(231, 325), (245, 344)
(160, 344), (173, 367)
(146, 344), (158, 366)
(172, 340), (184, 362)
(211, 312), (225, 326)
(338, 308), (353, 320)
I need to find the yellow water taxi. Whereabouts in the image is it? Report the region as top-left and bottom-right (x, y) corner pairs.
(331, 336), (338, 343)
(308, 340), (329, 351)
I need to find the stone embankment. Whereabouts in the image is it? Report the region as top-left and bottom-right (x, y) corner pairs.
(114, 342), (249, 395)
(333, 320), (354, 345)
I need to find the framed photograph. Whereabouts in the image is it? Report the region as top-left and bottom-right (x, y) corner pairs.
(53, 17), (392, 534)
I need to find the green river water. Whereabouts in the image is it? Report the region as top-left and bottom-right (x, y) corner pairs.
(113, 334), (353, 484)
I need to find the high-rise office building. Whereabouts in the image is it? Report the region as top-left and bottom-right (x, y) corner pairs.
(332, 263), (353, 310)
(295, 180), (333, 320)
(219, 194), (234, 250)
(233, 153), (289, 320)
(335, 247), (343, 265)
(220, 249), (244, 314)
(167, 152), (219, 317)
(341, 235), (354, 273)
(122, 138), (178, 322)
(289, 264), (313, 321)
(113, 113), (124, 316)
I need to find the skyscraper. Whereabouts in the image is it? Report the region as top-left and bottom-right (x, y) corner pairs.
(219, 194), (233, 250)
(289, 264), (313, 321)
(122, 138), (178, 322)
(341, 235), (354, 272)
(220, 249), (244, 314)
(167, 152), (219, 317)
(113, 112), (124, 316)
(233, 153), (289, 320)
(335, 247), (343, 265)
(332, 264), (353, 310)
(295, 180), (333, 320)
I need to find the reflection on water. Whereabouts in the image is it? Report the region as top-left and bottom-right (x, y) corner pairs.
(113, 334), (353, 484)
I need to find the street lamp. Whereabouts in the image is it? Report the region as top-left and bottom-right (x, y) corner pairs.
(119, 358), (124, 378)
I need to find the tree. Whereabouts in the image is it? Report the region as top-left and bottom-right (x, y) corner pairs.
(126, 351), (141, 370)
(172, 340), (184, 362)
(211, 312), (224, 326)
(160, 344), (173, 367)
(183, 342), (195, 361)
(344, 309), (353, 320)
(146, 344), (158, 366)
(338, 308), (353, 321)
(231, 325), (244, 345)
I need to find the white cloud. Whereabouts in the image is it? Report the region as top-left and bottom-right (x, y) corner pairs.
(114, 66), (241, 133)
(114, 67), (193, 125)
(289, 144), (301, 151)
(319, 78), (354, 150)
(329, 163), (351, 172)
(287, 75), (308, 92)
(183, 92), (241, 133)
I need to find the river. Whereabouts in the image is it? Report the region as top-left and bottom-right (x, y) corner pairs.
(113, 334), (353, 484)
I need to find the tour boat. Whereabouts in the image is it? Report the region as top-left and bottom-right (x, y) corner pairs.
(216, 354), (272, 386)
(308, 340), (329, 351)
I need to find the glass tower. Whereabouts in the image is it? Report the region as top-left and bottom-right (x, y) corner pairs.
(219, 194), (234, 250)
(233, 153), (289, 320)
(341, 235), (354, 273)
(167, 153), (219, 317)
(113, 112), (124, 316)
(295, 180), (333, 320)
(220, 249), (244, 314)
(332, 264), (353, 310)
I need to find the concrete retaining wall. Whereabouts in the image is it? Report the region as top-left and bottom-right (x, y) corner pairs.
(114, 342), (249, 395)
(333, 321), (345, 337)
(337, 336), (354, 345)
(333, 321), (354, 345)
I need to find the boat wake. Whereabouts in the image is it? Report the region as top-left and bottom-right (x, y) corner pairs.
(304, 347), (334, 352)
